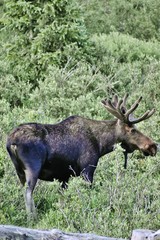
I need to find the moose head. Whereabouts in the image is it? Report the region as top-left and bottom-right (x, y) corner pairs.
(102, 94), (157, 167)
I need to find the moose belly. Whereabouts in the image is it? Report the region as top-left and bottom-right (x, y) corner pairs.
(38, 156), (79, 182)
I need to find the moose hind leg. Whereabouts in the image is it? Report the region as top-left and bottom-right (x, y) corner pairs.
(24, 169), (38, 219)
(17, 142), (46, 218)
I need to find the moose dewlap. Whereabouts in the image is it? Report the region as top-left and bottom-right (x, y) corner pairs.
(6, 94), (157, 217)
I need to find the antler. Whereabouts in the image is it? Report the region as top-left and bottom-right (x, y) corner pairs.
(101, 94), (155, 124)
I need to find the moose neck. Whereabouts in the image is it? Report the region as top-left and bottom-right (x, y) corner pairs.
(90, 119), (119, 157)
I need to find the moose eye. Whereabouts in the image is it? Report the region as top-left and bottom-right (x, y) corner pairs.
(131, 128), (136, 134)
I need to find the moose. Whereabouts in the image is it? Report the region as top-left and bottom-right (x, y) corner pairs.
(6, 94), (157, 217)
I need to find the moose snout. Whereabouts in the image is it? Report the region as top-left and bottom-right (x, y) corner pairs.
(143, 143), (157, 157)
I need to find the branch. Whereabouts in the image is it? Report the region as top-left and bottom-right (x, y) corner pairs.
(0, 225), (124, 240)
(0, 225), (159, 240)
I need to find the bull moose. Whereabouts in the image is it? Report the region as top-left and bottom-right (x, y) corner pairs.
(6, 94), (157, 217)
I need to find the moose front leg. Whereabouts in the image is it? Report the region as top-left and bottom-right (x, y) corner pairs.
(81, 164), (97, 184)
(123, 151), (128, 169)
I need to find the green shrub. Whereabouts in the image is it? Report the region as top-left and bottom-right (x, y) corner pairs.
(91, 33), (160, 64)
(2, 0), (89, 85)
(108, 0), (160, 41)
(0, 161), (27, 225)
(90, 33), (160, 94)
(28, 62), (116, 120)
(0, 74), (32, 107)
(81, 0), (160, 41)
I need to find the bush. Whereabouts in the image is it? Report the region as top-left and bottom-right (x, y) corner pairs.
(28, 62), (117, 120)
(1, 0), (90, 85)
(0, 74), (32, 107)
(91, 33), (160, 64)
(81, 0), (160, 41)
(90, 33), (160, 94)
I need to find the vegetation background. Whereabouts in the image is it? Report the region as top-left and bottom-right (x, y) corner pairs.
(0, 0), (160, 238)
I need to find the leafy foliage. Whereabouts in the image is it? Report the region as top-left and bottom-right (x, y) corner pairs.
(0, 0), (160, 238)
(90, 33), (160, 94)
(80, 0), (160, 41)
(2, 0), (89, 85)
